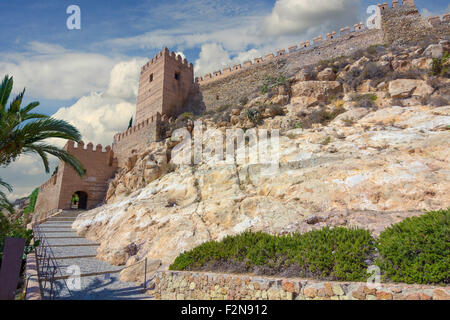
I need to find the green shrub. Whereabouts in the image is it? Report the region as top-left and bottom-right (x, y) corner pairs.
(178, 112), (194, 120)
(350, 93), (377, 108)
(376, 209), (449, 285)
(0, 213), (38, 267)
(245, 109), (261, 124)
(23, 188), (38, 215)
(320, 136), (331, 145)
(260, 75), (288, 94)
(170, 228), (376, 282)
(431, 51), (449, 76)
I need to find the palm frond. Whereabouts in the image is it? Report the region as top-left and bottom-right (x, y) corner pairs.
(20, 101), (42, 118)
(18, 118), (82, 144)
(8, 88), (25, 115)
(24, 145), (50, 173)
(0, 190), (14, 214)
(0, 75), (13, 111)
(0, 177), (13, 192)
(24, 143), (86, 176)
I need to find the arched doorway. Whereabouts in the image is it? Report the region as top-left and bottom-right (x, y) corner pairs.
(71, 191), (88, 210)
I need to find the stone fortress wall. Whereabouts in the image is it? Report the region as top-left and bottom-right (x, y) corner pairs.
(112, 48), (195, 166)
(199, 28), (384, 111)
(136, 48), (194, 122)
(33, 0), (450, 219)
(112, 113), (161, 167)
(33, 141), (117, 221)
(196, 21), (367, 86)
(197, 0), (449, 111)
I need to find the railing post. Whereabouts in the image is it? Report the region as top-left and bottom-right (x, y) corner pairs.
(143, 258), (147, 292)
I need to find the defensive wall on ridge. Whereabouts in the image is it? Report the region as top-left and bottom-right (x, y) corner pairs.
(195, 0), (449, 111)
(112, 112), (162, 167)
(33, 141), (117, 221)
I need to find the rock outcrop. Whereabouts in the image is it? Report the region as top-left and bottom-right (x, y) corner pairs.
(72, 41), (450, 281)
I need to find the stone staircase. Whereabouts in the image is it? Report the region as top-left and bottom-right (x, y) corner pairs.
(37, 210), (152, 300)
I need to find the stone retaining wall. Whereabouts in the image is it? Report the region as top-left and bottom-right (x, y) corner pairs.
(154, 271), (450, 300)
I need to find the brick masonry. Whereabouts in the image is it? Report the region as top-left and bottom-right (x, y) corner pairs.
(155, 271), (450, 300)
(33, 141), (117, 221)
(137, 48), (194, 122)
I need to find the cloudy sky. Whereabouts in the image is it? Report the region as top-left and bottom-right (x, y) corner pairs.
(0, 0), (449, 200)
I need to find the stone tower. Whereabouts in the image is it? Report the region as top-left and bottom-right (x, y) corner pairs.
(136, 48), (194, 123)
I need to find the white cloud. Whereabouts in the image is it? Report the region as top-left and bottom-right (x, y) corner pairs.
(0, 58), (146, 200)
(263, 0), (361, 36)
(52, 58), (146, 146)
(106, 59), (145, 102)
(175, 51), (186, 61)
(194, 43), (232, 75)
(0, 42), (123, 100)
(107, 0), (362, 77)
(194, 45), (264, 76)
(420, 4), (450, 18)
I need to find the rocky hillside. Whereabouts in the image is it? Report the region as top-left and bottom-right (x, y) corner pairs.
(72, 40), (450, 280)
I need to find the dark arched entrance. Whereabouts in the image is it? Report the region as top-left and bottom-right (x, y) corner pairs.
(71, 191), (88, 210)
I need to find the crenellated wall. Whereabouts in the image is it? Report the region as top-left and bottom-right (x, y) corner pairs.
(34, 141), (117, 221)
(196, 22), (367, 86)
(380, 1), (449, 44)
(137, 48), (194, 123)
(195, 0), (448, 88)
(198, 28), (384, 111)
(112, 112), (162, 167)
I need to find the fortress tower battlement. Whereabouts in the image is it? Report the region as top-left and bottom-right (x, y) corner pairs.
(136, 47), (194, 123)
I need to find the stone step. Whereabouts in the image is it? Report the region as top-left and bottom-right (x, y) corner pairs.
(39, 230), (76, 234)
(40, 225), (73, 228)
(47, 238), (97, 246)
(50, 243), (99, 248)
(52, 255), (98, 260)
(53, 257), (124, 277)
(41, 274), (151, 300)
(41, 222), (74, 226)
(51, 245), (99, 258)
(45, 236), (84, 239)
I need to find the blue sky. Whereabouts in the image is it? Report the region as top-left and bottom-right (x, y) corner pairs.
(1, 0), (448, 115)
(0, 0), (449, 200)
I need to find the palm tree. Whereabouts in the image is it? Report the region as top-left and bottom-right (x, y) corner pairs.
(0, 178), (13, 213)
(0, 75), (86, 211)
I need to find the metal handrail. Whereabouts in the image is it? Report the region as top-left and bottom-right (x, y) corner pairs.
(117, 257), (156, 293)
(33, 224), (73, 299)
(33, 216), (155, 298)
